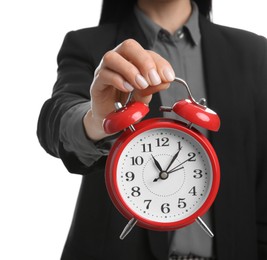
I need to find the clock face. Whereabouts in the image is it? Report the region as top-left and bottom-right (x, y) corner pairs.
(106, 120), (220, 230)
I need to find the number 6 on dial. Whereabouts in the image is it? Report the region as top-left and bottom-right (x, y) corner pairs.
(103, 77), (220, 239)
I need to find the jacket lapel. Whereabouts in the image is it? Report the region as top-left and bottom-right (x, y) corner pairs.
(200, 16), (238, 259)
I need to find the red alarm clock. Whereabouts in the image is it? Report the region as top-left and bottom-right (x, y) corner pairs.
(103, 77), (220, 239)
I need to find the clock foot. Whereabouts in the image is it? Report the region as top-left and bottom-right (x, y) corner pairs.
(120, 218), (137, 240)
(196, 217), (214, 238)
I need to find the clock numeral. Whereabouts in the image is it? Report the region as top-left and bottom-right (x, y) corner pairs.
(189, 186), (197, 196)
(130, 156), (144, 166)
(155, 137), (169, 147)
(178, 198), (187, 208)
(161, 203), (170, 214)
(131, 186), (141, 197)
(144, 200), (152, 209)
(188, 152), (196, 162)
(141, 143), (152, 153)
(193, 169), (203, 179)
(125, 171), (135, 181)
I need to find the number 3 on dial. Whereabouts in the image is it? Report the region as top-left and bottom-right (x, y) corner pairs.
(105, 119), (220, 234)
(104, 77), (220, 239)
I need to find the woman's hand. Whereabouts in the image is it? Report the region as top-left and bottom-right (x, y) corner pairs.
(83, 39), (175, 141)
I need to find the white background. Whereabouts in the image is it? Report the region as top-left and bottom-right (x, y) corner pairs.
(1, 1), (266, 259)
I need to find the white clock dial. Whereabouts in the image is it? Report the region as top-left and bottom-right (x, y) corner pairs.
(116, 127), (213, 223)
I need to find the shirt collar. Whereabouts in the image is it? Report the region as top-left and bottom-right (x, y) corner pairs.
(185, 1), (201, 45)
(134, 1), (201, 47)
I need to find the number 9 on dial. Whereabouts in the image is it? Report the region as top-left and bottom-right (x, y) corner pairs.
(103, 77), (220, 239)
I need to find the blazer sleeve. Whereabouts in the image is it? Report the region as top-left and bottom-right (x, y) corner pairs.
(255, 36), (267, 258)
(37, 30), (108, 174)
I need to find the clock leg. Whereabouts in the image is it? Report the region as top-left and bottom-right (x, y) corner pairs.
(119, 218), (138, 240)
(196, 217), (214, 238)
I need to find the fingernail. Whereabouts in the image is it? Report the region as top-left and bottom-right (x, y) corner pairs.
(123, 81), (134, 91)
(148, 68), (161, 85)
(135, 74), (149, 89)
(163, 68), (175, 81)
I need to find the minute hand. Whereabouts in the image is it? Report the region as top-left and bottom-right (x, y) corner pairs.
(165, 148), (182, 172)
(167, 158), (191, 174)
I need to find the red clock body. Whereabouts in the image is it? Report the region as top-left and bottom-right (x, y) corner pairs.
(105, 118), (220, 231)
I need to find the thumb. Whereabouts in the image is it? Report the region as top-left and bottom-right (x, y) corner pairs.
(133, 91), (152, 104)
(133, 82), (170, 104)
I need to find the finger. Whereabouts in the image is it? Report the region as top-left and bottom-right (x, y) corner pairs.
(93, 67), (134, 94)
(93, 67), (153, 105)
(147, 50), (175, 82)
(115, 39), (175, 85)
(115, 39), (161, 86)
(100, 49), (150, 90)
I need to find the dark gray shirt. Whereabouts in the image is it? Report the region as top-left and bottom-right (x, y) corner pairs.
(135, 3), (213, 258)
(134, 3), (206, 120)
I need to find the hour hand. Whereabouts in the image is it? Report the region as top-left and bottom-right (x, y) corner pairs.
(151, 155), (169, 182)
(151, 154), (163, 172)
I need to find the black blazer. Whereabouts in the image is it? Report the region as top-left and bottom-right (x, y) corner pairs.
(37, 13), (267, 260)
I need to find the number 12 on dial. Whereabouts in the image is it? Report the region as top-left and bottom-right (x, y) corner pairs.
(105, 119), (220, 238)
(104, 77), (220, 239)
